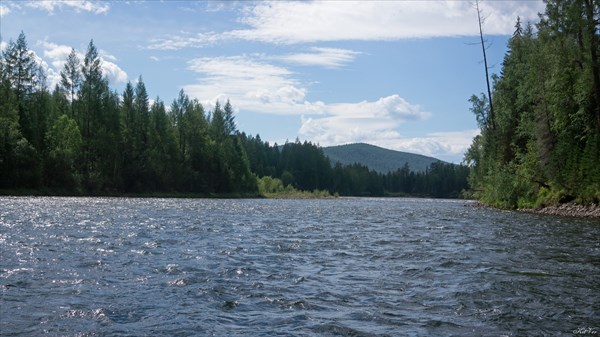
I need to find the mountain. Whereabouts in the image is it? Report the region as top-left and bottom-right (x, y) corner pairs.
(322, 143), (443, 173)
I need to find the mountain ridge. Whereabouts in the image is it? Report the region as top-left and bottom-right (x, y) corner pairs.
(322, 143), (443, 173)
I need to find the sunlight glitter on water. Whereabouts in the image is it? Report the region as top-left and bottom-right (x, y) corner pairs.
(1, 197), (598, 336)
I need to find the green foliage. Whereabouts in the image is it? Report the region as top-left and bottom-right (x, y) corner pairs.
(466, 1), (600, 208)
(45, 115), (82, 187)
(60, 48), (81, 113)
(2, 31), (40, 103)
(241, 134), (469, 198)
(258, 176), (331, 199)
(0, 33), (258, 196)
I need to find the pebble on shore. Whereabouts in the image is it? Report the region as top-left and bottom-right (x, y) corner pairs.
(465, 200), (600, 218)
(521, 203), (600, 218)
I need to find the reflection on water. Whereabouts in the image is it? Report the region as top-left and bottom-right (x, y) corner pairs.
(1, 197), (598, 336)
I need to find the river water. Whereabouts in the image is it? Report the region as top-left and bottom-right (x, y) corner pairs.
(1, 197), (598, 336)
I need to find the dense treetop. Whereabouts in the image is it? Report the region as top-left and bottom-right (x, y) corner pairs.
(466, 0), (600, 208)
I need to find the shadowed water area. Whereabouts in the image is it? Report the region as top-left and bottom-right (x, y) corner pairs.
(1, 197), (598, 336)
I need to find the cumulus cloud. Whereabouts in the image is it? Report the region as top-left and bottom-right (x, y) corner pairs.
(150, 1), (544, 49)
(298, 95), (430, 150)
(26, 0), (109, 14)
(42, 41), (72, 69)
(30, 50), (61, 91)
(326, 95), (429, 121)
(0, 5), (10, 17)
(184, 53), (429, 117)
(182, 52), (477, 161)
(184, 55), (313, 114)
(299, 113), (479, 163)
(39, 40), (128, 87)
(101, 60), (128, 84)
(380, 129), (481, 163)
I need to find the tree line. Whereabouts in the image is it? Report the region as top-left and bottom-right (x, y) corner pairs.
(239, 135), (469, 198)
(465, 0), (600, 208)
(1, 33), (255, 194)
(1, 32), (468, 198)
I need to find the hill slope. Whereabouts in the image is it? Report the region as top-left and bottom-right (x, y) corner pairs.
(322, 143), (442, 173)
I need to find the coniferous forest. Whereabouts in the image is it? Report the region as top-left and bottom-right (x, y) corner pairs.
(0, 32), (469, 198)
(465, 0), (600, 209)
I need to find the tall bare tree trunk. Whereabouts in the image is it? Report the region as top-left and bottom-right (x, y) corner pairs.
(476, 0), (495, 130)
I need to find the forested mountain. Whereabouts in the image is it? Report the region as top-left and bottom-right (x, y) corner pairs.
(0, 32), (469, 198)
(322, 143), (441, 173)
(466, 0), (600, 208)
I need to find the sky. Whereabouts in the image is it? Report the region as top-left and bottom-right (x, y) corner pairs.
(0, 0), (546, 163)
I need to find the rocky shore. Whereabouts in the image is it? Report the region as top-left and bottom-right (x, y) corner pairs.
(519, 203), (600, 218)
(465, 200), (600, 218)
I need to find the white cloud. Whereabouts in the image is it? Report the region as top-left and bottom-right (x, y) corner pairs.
(99, 49), (117, 62)
(101, 60), (128, 84)
(30, 51), (60, 90)
(150, 0), (544, 49)
(278, 47), (361, 68)
(230, 1), (543, 43)
(42, 41), (73, 69)
(383, 129), (480, 163)
(299, 113), (479, 163)
(148, 32), (221, 50)
(39, 40), (128, 87)
(184, 55), (313, 114)
(182, 53), (477, 161)
(184, 54), (430, 118)
(298, 95), (430, 151)
(0, 41), (8, 53)
(183, 54), (452, 158)
(326, 95), (429, 121)
(0, 5), (10, 17)
(26, 0), (109, 14)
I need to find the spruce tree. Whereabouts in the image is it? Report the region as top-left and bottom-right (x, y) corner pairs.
(60, 48), (82, 118)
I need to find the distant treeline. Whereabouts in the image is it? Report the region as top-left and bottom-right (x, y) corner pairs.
(466, 1), (600, 208)
(0, 32), (468, 198)
(240, 135), (469, 197)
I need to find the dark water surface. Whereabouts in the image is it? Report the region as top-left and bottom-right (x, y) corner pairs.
(1, 197), (598, 336)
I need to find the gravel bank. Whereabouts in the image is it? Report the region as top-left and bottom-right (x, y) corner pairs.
(465, 200), (600, 218)
(520, 203), (600, 218)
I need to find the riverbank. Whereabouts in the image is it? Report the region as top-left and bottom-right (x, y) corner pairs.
(465, 200), (600, 218)
(519, 203), (600, 218)
(0, 188), (263, 199)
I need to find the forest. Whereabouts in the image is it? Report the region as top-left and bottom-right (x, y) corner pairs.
(465, 0), (600, 208)
(0, 32), (468, 198)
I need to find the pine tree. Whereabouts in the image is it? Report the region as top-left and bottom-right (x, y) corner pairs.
(2, 31), (39, 108)
(60, 48), (82, 118)
(2, 31), (44, 148)
(80, 40), (103, 140)
(223, 99), (236, 136)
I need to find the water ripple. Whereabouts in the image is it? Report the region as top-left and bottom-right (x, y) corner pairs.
(1, 197), (598, 336)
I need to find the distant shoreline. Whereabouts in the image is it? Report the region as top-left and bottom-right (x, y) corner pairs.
(0, 189), (262, 199)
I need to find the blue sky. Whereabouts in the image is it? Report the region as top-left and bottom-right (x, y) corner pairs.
(0, 0), (545, 162)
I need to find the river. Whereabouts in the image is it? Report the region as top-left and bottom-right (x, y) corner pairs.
(1, 197), (598, 336)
